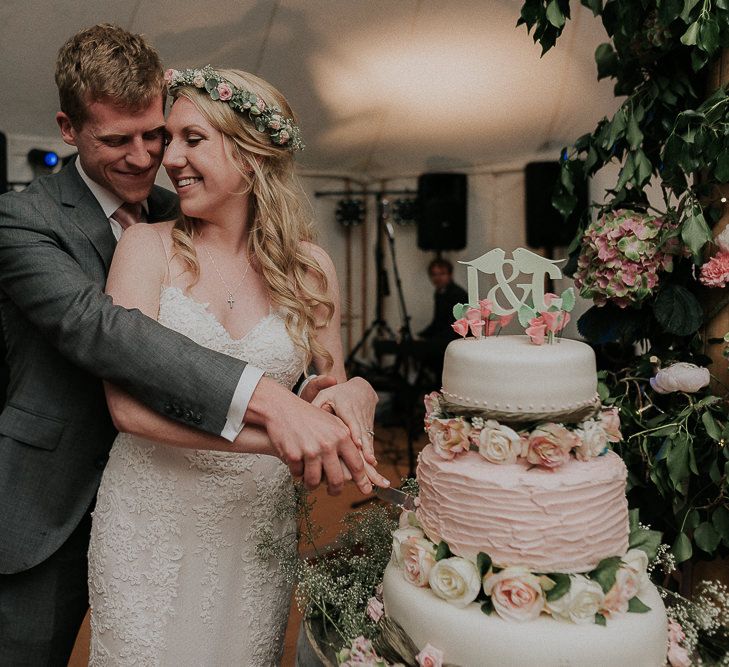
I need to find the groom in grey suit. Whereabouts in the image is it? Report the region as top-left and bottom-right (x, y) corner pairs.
(0, 24), (375, 665)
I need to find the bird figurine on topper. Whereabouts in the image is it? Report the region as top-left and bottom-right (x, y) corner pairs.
(452, 247), (576, 345)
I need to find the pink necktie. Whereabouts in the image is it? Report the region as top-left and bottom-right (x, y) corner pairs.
(111, 202), (143, 230)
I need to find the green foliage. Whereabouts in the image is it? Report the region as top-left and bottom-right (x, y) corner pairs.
(543, 572), (572, 601)
(435, 541), (452, 561)
(588, 556), (623, 593)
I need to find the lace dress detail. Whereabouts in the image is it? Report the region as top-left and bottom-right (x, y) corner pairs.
(88, 287), (305, 666)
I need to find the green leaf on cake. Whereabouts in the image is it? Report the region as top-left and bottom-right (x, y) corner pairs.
(518, 304), (536, 327)
(453, 303), (470, 320)
(476, 552), (492, 577)
(628, 596), (651, 613)
(588, 556), (622, 593)
(543, 573), (571, 602)
(560, 287), (576, 312)
(594, 613), (607, 626)
(480, 598), (494, 615)
(435, 541), (452, 561)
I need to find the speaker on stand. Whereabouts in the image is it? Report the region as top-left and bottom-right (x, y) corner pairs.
(417, 173), (467, 253)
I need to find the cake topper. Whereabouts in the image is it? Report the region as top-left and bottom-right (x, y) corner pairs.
(458, 247), (564, 315)
(453, 247), (576, 345)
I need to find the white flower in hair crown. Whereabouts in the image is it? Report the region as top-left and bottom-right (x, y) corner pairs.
(164, 66), (304, 151)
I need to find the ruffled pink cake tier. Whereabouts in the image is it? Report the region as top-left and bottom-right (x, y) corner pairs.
(416, 445), (629, 573)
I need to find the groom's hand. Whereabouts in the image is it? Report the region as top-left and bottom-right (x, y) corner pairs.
(246, 377), (371, 496)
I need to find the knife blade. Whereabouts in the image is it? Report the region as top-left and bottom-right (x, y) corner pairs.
(373, 485), (416, 511)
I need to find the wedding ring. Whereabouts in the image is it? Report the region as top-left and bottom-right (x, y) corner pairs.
(366, 429), (375, 437)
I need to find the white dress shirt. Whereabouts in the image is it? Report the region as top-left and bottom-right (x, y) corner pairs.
(76, 160), (263, 441)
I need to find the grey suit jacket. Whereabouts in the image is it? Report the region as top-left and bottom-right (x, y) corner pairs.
(0, 162), (248, 573)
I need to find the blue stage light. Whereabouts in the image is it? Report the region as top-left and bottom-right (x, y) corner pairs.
(28, 148), (60, 170)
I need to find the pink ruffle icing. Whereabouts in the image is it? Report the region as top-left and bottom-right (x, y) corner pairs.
(416, 445), (629, 573)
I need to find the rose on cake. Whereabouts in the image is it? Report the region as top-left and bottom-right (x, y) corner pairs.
(483, 566), (546, 621)
(599, 407), (623, 442)
(428, 556), (481, 608)
(525, 423), (579, 469)
(391, 526), (425, 567)
(546, 575), (605, 624)
(415, 643), (445, 667)
(473, 420), (522, 464)
(573, 418), (609, 461)
(401, 536), (437, 587)
(602, 567), (640, 616)
(427, 417), (471, 460)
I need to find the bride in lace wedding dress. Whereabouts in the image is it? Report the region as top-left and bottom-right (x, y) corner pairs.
(88, 68), (385, 665)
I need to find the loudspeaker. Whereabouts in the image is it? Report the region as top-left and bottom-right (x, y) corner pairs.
(417, 173), (467, 251)
(525, 161), (587, 249)
(0, 132), (7, 195)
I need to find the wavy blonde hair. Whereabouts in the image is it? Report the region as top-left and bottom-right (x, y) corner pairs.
(169, 68), (333, 369)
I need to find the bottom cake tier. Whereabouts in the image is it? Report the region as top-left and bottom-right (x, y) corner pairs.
(382, 562), (668, 667)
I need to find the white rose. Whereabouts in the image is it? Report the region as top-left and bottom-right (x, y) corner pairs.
(573, 419), (609, 461)
(650, 362), (710, 394)
(483, 566), (545, 621)
(401, 537), (437, 587)
(622, 548), (651, 595)
(716, 225), (729, 253)
(546, 575), (605, 624)
(477, 420), (522, 464)
(391, 526), (424, 567)
(428, 557), (481, 608)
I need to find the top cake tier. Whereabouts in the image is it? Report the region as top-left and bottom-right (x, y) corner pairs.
(441, 335), (599, 422)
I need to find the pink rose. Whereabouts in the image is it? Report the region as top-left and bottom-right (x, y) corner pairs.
(667, 619), (686, 645)
(192, 73), (206, 88)
(416, 643), (444, 667)
(699, 250), (729, 288)
(428, 418), (471, 460)
(479, 299), (493, 319)
(525, 316), (547, 345)
(401, 536), (437, 587)
(217, 83), (233, 101)
(601, 568), (639, 617)
(543, 292), (559, 306)
(483, 566), (545, 622)
(667, 643), (692, 667)
(599, 407), (622, 442)
(366, 596), (384, 622)
(469, 319), (485, 338)
(268, 114), (282, 130)
(423, 392), (440, 419)
(452, 317), (469, 338)
(465, 307), (482, 322)
(278, 129), (290, 143)
(163, 68), (177, 83)
(526, 423), (578, 469)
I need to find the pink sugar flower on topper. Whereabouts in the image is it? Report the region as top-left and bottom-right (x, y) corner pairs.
(452, 318), (469, 338)
(525, 316), (547, 345)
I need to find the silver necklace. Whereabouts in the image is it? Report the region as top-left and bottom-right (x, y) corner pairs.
(201, 242), (251, 309)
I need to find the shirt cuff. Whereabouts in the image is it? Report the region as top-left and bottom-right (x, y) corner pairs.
(220, 364), (265, 442)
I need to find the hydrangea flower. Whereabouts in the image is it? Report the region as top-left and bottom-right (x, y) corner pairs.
(574, 209), (677, 308)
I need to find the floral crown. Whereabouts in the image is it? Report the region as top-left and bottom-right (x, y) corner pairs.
(164, 66), (304, 151)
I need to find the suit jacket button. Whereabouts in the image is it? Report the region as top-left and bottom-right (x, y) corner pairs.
(174, 406), (183, 417)
(164, 402), (173, 414)
(184, 409), (193, 421)
(193, 413), (202, 424)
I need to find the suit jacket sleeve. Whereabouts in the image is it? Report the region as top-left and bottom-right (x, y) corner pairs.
(0, 190), (247, 436)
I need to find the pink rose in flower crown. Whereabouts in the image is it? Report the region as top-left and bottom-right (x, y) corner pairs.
(366, 596), (384, 622)
(415, 643), (444, 667)
(483, 566), (545, 622)
(599, 407), (622, 442)
(401, 536), (437, 587)
(601, 567), (640, 617)
(217, 82), (233, 101)
(699, 251), (729, 288)
(163, 68), (177, 83)
(526, 423), (578, 469)
(428, 418), (471, 460)
(192, 73), (206, 88)
(452, 318), (469, 338)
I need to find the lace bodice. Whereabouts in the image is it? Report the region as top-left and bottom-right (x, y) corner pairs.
(88, 285), (304, 666)
(158, 285), (305, 389)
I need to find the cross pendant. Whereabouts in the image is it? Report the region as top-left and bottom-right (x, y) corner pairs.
(227, 293), (235, 309)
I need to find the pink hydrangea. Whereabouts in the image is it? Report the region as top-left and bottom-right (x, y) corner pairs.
(574, 210), (677, 308)
(699, 251), (729, 288)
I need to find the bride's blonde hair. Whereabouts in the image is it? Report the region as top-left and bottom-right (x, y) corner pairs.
(168, 68), (333, 370)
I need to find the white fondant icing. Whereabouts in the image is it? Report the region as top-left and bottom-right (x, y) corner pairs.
(442, 335), (597, 416)
(383, 563), (667, 667)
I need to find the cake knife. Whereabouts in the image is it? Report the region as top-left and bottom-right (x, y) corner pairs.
(373, 485), (416, 511)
